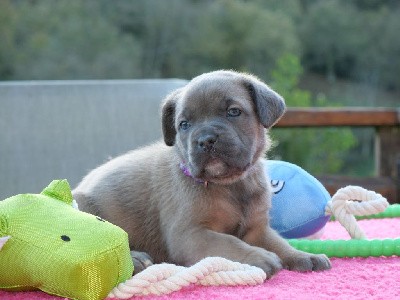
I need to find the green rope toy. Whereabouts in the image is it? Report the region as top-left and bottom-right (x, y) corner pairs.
(289, 204), (400, 258)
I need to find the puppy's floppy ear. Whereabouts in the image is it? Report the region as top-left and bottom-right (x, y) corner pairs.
(243, 75), (286, 128)
(161, 88), (182, 146)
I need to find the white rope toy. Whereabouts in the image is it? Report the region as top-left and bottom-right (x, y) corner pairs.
(325, 185), (389, 239)
(108, 257), (266, 299)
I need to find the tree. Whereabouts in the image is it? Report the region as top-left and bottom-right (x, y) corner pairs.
(269, 54), (357, 175)
(300, 0), (361, 82)
(107, 0), (300, 79)
(354, 6), (400, 90)
(185, 0), (300, 79)
(9, 1), (141, 80)
(300, 0), (400, 90)
(0, 0), (17, 79)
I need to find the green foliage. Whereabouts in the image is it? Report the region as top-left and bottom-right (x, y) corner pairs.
(269, 54), (357, 175)
(0, 0), (397, 176)
(301, 0), (400, 89)
(270, 54), (311, 106)
(7, 1), (141, 80)
(105, 0), (300, 79)
(1, 0), (399, 91)
(301, 0), (363, 81)
(103, 0), (197, 78)
(0, 0), (17, 79)
(0, 0), (301, 80)
(192, 0), (300, 78)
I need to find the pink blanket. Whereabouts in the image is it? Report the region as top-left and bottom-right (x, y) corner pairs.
(1, 218), (399, 300)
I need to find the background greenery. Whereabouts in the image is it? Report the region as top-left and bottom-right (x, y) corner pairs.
(1, 0), (399, 176)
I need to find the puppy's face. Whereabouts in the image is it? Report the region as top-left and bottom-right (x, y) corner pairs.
(162, 71), (285, 184)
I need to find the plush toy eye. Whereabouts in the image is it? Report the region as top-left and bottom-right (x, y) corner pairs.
(227, 107), (242, 117)
(179, 121), (191, 130)
(61, 235), (71, 242)
(271, 180), (285, 194)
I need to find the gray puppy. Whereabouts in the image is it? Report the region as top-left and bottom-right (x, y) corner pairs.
(73, 70), (331, 277)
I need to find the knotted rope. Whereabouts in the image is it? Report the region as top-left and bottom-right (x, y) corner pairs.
(108, 257), (266, 299)
(325, 185), (389, 239)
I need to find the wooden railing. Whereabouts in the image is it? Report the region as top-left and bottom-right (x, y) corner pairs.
(275, 107), (400, 203)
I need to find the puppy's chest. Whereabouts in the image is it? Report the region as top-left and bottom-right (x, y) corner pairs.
(201, 186), (266, 237)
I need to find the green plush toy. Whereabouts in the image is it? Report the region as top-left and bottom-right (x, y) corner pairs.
(0, 180), (133, 300)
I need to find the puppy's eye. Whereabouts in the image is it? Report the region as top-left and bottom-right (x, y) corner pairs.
(179, 121), (191, 130)
(227, 108), (242, 117)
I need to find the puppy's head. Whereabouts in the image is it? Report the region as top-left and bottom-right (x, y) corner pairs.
(162, 70), (285, 184)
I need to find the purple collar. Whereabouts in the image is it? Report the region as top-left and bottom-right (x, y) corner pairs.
(179, 162), (208, 187)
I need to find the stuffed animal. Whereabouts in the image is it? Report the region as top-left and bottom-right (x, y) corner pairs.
(264, 160), (389, 239)
(265, 160), (331, 238)
(0, 180), (133, 300)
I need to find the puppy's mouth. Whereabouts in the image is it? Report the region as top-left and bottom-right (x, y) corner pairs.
(190, 156), (251, 184)
(184, 128), (255, 184)
(204, 158), (228, 177)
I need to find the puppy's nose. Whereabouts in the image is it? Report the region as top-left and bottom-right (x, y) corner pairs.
(197, 134), (218, 152)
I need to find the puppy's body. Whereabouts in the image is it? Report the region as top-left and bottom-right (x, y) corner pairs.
(74, 70), (331, 276)
(75, 142), (270, 266)
(75, 143), (173, 263)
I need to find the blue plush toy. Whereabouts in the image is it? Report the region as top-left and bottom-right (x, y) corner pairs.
(264, 160), (331, 239)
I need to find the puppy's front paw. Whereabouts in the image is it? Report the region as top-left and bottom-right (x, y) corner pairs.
(283, 253), (331, 272)
(131, 251), (154, 274)
(244, 247), (283, 278)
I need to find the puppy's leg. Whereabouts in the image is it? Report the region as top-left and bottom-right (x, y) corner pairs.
(168, 229), (282, 278)
(244, 226), (331, 272)
(130, 251), (154, 274)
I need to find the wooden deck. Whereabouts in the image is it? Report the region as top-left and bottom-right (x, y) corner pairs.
(275, 107), (400, 203)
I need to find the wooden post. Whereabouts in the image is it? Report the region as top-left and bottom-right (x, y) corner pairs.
(376, 126), (400, 202)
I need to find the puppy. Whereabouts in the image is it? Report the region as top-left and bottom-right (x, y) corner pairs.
(73, 70), (331, 277)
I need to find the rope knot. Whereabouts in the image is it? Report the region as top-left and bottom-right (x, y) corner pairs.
(108, 257), (266, 298)
(325, 185), (389, 239)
